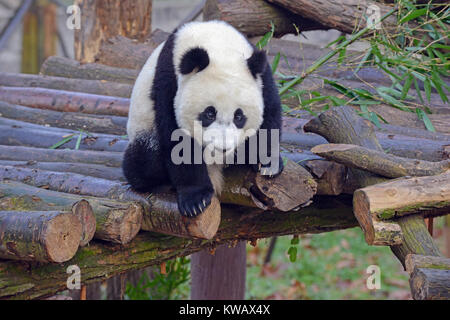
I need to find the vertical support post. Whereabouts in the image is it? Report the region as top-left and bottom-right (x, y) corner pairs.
(191, 241), (247, 300)
(74, 0), (152, 63)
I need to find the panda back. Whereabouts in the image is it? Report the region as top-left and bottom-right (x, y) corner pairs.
(127, 42), (165, 141)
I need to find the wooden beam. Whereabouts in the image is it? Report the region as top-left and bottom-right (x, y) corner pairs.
(311, 143), (450, 178)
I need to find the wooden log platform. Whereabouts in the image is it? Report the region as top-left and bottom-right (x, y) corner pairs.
(0, 210), (82, 263)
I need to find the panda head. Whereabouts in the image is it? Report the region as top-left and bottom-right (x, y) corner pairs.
(174, 46), (267, 156)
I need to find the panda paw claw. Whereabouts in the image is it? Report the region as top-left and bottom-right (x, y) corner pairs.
(177, 186), (214, 218)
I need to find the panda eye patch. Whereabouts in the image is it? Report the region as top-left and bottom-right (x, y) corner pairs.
(198, 106), (216, 127)
(233, 108), (247, 128)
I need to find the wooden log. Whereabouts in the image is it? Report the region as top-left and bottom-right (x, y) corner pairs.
(409, 268), (450, 300)
(304, 106), (387, 190)
(0, 145), (122, 167)
(267, 0), (448, 44)
(41, 56), (138, 84)
(0, 166), (220, 240)
(0, 124), (128, 153)
(0, 210), (81, 263)
(302, 159), (347, 196)
(0, 198), (356, 299)
(94, 30), (169, 69)
(0, 86), (130, 116)
(0, 180), (142, 245)
(0, 101), (127, 135)
(74, 0), (152, 63)
(204, 0), (328, 37)
(311, 143), (450, 178)
(391, 215), (442, 267)
(0, 72), (132, 98)
(304, 106), (442, 264)
(191, 241), (246, 300)
(0, 158), (316, 212)
(354, 172), (450, 221)
(140, 193), (221, 240)
(221, 160), (317, 211)
(406, 254), (450, 275)
(0, 160), (124, 181)
(0, 191), (95, 247)
(353, 172), (450, 245)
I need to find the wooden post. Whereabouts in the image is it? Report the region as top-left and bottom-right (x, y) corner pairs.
(21, 0), (57, 74)
(191, 241), (247, 300)
(74, 0), (152, 63)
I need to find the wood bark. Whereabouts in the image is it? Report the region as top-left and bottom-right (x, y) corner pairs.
(94, 30), (169, 69)
(0, 181), (142, 245)
(0, 145), (122, 168)
(405, 254), (450, 275)
(0, 86), (130, 116)
(391, 215), (442, 268)
(354, 172), (450, 220)
(0, 194), (95, 246)
(140, 193), (221, 240)
(191, 241), (246, 300)
(0, 199), (356, 299)
(0, 72), (132, 98)
(353, 172), (450, 245)
(74, 0), (152, 63)
(0, 123), (128, 153)
(0, 101), (127, 135)
(0, 210), (81, 263)
(41, 56), (139, 84)
(0, 160), (124, 182)
(311, 143), (450, 178)
(409, 268), (450, 300)
(204, 0), (328, 37)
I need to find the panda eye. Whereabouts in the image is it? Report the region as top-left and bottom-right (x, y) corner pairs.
(233, 108), (247, 128)
(204, 106), (216, 120)
(198, 106), (216, 127)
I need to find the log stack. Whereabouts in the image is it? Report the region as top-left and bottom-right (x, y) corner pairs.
(0, 2), (449, 299)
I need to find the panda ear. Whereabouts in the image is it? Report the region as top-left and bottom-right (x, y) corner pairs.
(247, 50), (267, 78)
(179, 47), (210, 75)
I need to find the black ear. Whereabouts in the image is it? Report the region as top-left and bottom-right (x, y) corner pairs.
(247, 50), (267, 78)
(179, 47), (210, 75)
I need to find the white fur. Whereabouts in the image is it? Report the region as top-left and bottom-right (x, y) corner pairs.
(127, 42), (164, 141)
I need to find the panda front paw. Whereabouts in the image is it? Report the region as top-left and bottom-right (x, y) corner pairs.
(177, 186), (214, 218)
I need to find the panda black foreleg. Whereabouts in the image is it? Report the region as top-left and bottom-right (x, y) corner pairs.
(165, 143), (214, 217)
(122, 132), (168, 192)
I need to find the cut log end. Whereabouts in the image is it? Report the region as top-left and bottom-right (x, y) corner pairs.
(44, 212), (82, 263)
(118, 203), (144, 244)
(186, 196), (221, 240)
(353, 189), (403, 246)
(71, 200), (96, 246)
(254, 160), (317, 211)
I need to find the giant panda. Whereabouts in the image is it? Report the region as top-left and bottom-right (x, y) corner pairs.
(123, 20), (283, 217)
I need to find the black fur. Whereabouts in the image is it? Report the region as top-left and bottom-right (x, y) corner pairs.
(179, 47), (210, 75)
(123, 28), (283, 218)
(247, 50), (267, 78)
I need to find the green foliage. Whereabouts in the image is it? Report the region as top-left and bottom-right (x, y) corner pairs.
(125, 257), (190, 300)
(269, 1), (448, 130)
(246, 228), (411, 300)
